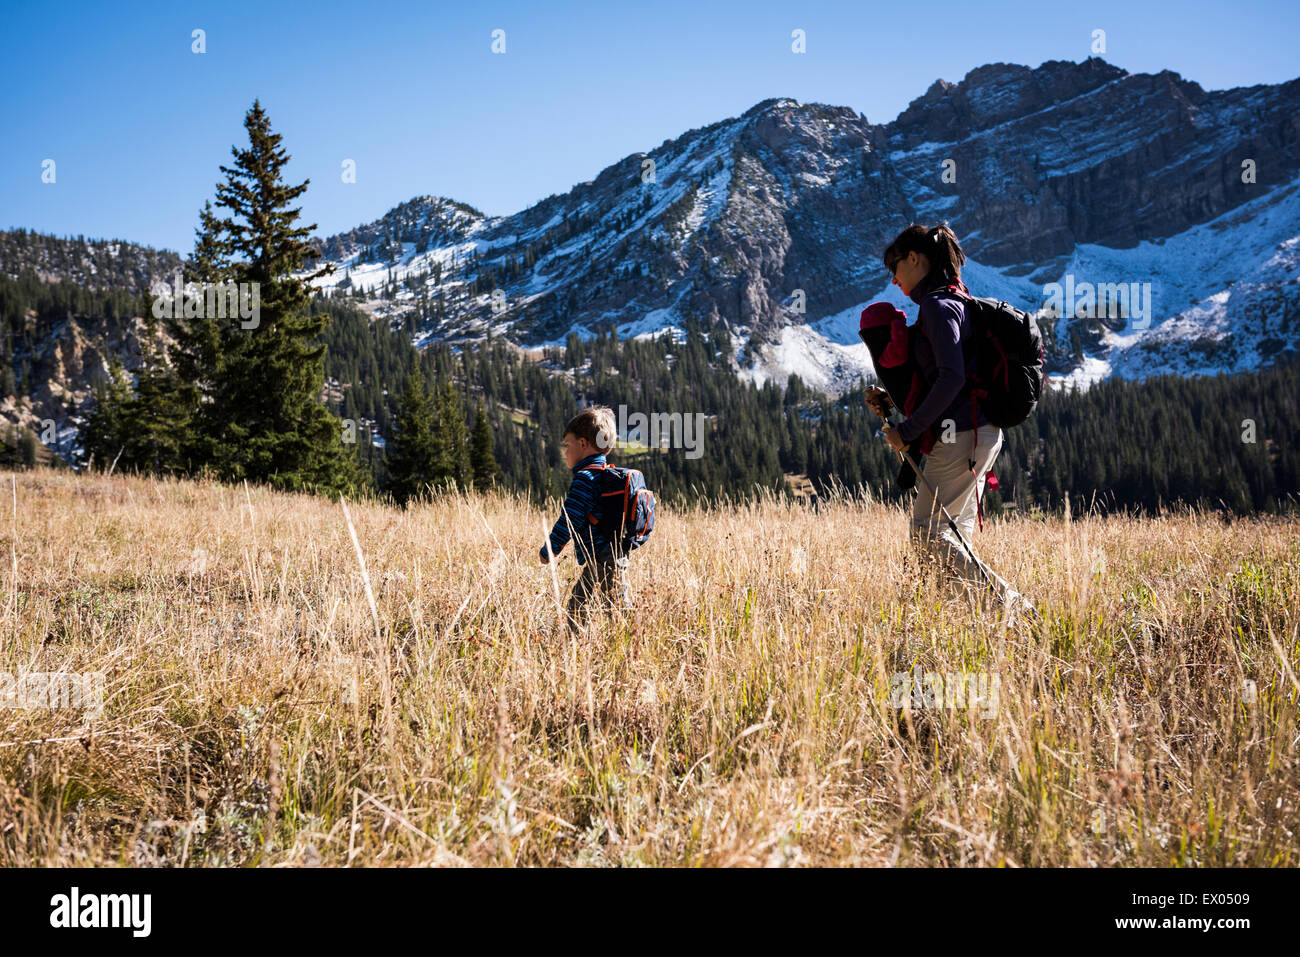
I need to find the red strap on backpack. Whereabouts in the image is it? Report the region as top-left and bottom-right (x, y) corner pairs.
(967, 389), (988, 531)
(584, 461), (608, 525)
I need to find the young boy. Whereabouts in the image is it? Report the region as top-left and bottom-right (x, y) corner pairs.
(538, 405), (632, 628)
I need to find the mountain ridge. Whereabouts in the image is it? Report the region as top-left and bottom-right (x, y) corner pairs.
(305, 55), (1300, 392)
(6, 56), (1298, 399)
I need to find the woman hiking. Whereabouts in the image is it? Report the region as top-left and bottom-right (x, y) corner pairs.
(874, 222), (1031, 619)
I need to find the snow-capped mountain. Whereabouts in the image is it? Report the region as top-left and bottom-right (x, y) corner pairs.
(310, 57), (1300, 393)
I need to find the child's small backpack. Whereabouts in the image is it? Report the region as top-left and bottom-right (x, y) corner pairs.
(588, 463), (656, 552)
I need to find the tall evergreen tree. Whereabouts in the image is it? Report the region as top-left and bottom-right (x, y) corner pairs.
(19, 427), (39, 469)
(436, 379), (470, 489)
(189, 100), (360, 495)
(0, 422), (16, 468)
(167, 199), (229, 471)
(80, 357), (133, 472)
(386, 365), (440, 505)
(126, 317), (193, 476)
(470, 401), (501, 492)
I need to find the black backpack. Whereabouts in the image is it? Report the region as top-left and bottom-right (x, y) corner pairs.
(929, 286), (1045, 429)
(587, 463), (656, 552)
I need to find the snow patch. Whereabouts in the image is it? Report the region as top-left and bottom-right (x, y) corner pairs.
(617, 307), (684, 340)
(741, 324), (875, 394)
(1047, 355), (1111, 392)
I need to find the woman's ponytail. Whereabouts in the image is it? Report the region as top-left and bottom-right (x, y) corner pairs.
(883, 220), (966, 280)
(929, 222), (966, 278)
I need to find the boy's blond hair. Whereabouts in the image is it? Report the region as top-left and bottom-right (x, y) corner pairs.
(565, 405), (617, 453)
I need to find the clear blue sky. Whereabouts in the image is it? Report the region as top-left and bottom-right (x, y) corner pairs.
(2, 0), (1297, 254)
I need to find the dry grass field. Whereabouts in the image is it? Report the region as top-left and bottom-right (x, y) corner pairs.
(1, 467), (1297, 866)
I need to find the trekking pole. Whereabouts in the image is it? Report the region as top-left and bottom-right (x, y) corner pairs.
(887, 439), (993, 590)
(867, 393), (996, 593)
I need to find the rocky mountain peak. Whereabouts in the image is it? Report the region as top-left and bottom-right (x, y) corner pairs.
(890, 57), (1129, 149)
(300, 54), (1299, 394)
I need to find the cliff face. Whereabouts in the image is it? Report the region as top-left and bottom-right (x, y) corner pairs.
(0, 231), (183, 462)
(0, 306), (157, 465)
(304, 57), (1300, 390)
(886, 60), (1300, 264)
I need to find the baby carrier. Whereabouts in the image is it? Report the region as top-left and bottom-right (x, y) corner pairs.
(858, 301), (937, 490)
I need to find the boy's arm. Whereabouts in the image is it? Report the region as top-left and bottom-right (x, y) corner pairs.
(539, 472), (599, 561)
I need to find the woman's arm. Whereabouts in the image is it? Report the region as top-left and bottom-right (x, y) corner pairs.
(897, 298), (968, 444)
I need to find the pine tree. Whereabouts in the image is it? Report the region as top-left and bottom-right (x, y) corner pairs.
(0, 422), (15, 468)
(19, 428), (39, 469)
(191, 100), (360, 495)
(127, 318), (193, 476)
(167, 199), (229, 470)
(436, 379), (470, 489)
(470, 401), (501, 492)
(386, 365), (439, 505)
(80, 357), (133, 472)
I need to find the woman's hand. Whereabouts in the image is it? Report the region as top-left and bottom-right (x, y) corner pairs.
(864, 385), (891, 419)
(882, 425), (906, 452)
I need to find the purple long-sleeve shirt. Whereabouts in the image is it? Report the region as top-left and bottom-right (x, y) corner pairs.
(896, 271), (988, 444)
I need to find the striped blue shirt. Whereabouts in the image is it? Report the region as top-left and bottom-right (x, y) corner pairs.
(540, 453), (612, 565)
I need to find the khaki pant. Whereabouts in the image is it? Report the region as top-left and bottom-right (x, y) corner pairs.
(566, 552), (632, 629)
(910, 424), (1011, 595)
